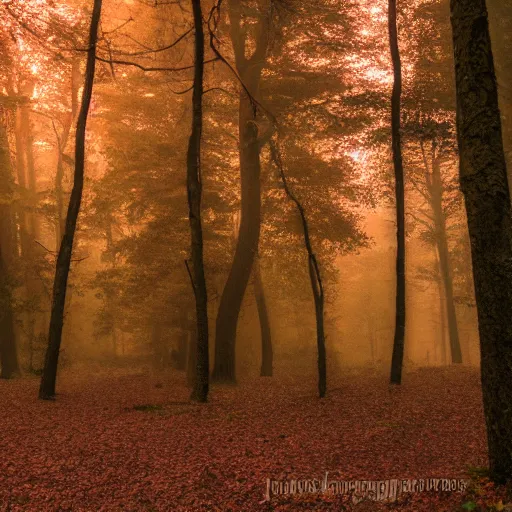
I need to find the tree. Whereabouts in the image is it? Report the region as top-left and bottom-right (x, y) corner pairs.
(450, 0), (512, 483)
(187, 0), (209, 403)
(253, 252), (272, 376)
(39, 0), (103, 400)
(212, 0), (272, 383)
(401, 0), (463, 364)
(270, 140), (326, 398)
(0, 106), (19, 379)
(388, 0), (406, 384)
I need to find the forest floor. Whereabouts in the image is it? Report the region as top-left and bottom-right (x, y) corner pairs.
(0, 365), (510, 512)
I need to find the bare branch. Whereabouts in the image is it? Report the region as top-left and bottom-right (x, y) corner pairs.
(95, 55), (219, 73)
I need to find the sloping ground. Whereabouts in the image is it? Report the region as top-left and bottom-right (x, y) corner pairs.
(0, 366), (506, 511)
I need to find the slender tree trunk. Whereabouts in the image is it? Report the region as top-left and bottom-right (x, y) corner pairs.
(55, 58), (81, 248)
(388, 0), (406, 385)
(270, 141), (326, 398)
(39, 0), (102, 400)
(187, 0), (209, 403)
(105, 211), (118, 356)
(450, 0), (512, 483)
(253, 253), (273, 376)
(430, 160), (463, 363)
(212, 1), (269, 383)
(0, 111), (19, 379)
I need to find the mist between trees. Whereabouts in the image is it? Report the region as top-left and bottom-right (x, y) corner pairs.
(1, 0), (512, 487)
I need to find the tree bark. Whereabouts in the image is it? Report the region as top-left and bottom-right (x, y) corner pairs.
(253, 253), (273, 376)
(39, 0), (102, 400)
(187, 0), (209, 403)
(388, 0), (406, 385)
(212, 0), (269, 383)
(450, 0), (512, 483)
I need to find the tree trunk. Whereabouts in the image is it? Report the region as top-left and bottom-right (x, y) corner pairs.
(0, 111), (19, 379)
(39, 0), (102, 400)
(388, 0), (406, 385)
(450, 0), (512, 483)
(436, 262), (448, 365)
(270, 141), (326, 398)
(55, 57), (81, 248)
(0, 250), (18, 379)
(253, 253), (273, 376)
(212, 91), (261, 383)
(105, 211), (118, 356)
(20, 98), (47, 362)
(430, 161), (463, 363)
(212, 0), (269, 383)
(187, 0), (209, 403)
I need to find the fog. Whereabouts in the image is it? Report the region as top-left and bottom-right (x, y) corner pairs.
(5, 0), (509, 381)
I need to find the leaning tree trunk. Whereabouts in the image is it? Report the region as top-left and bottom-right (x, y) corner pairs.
(253, 253), (273, 376)
(0, 110), (19, 379)
(39, 0), (102, 400)
(450, 0), (512, 484)
(187, 0), (209, 403)
(388, 0), (406, 385)
(270, 141), (326, 398)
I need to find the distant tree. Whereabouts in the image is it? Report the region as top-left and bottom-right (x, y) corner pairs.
(388, 0), (406, 385)
(450, 0), (512, 483)
(402, 0), (463, 364)
(39, 0), (103, 400)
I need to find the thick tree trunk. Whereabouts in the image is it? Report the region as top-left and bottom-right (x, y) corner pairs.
(253, 254), (273, 376)
(212, 91), (261, 383)
(0, 112), (19, 379)
(388, 0), (406, 385)
(212, 1), (269, 383)
(39, 0), (102, 400)
(430, 162), (463, 363)
(450, 0), (512, 483)
(187, 0), (209, 403)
